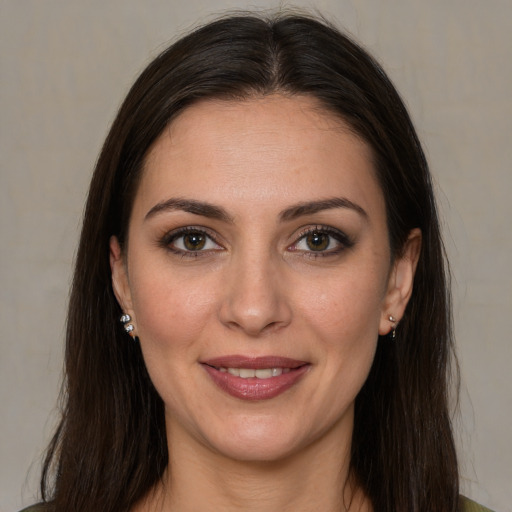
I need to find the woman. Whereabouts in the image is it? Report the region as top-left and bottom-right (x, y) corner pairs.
(23, 12), (492, 512)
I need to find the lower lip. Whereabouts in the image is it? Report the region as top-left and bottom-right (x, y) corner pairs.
(202, 364), (310, 401)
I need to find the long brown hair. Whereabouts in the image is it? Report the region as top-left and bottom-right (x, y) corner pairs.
(41, 13), (459, 512)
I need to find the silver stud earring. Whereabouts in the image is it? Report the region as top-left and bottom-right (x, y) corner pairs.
(120, 313), (136, 338)
(388, 315), (398, 339)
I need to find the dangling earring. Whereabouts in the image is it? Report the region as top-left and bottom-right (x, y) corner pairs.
(388, 315), (398, 339)
(120, 313), (136, 339)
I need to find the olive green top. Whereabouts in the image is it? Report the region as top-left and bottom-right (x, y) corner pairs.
(19, 496), (495, 511)
(460, 496), (495, 512)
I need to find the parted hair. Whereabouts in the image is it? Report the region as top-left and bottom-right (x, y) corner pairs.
(41, 12), (459, 512)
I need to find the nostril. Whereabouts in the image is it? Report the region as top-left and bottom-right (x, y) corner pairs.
(220, 301), (292, 336)
(217, 262), (293, 335)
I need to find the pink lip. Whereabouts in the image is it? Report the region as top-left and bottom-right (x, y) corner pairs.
(202, 355), (307, 369)
(201, 355), (310, 401)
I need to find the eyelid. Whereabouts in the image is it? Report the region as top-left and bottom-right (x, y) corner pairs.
(160, 226), (224, 255)
(158, 223), (353, 258)
(288, 224), (354, 255)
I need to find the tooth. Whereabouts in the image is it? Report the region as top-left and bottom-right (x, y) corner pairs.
(223, 367), (288, 378)
(255, 368), (273, 379)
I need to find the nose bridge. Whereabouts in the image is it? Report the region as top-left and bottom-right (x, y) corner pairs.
(219, 243), (291, 335)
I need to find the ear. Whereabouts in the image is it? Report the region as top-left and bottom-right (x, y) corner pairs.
(109, 236), (134, 316)
(379, 228), (422, 336)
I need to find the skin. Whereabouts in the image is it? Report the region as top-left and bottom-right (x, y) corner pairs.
(110, 95), (421, 512)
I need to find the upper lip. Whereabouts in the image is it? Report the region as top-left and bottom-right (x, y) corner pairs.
(201, 355), (308, 369)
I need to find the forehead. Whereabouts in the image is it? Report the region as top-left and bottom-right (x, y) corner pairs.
(137, 95), (384, 220)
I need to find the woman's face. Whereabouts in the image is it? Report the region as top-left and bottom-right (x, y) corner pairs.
(111, 95), (419, 463)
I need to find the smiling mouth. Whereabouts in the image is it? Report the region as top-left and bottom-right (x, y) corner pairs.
(211, 366), (291, 378)
(201, 356), (310, 400)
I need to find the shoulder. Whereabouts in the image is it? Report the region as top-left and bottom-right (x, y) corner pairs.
(461, 495), (495, 512)
(18, 505), (48, 512)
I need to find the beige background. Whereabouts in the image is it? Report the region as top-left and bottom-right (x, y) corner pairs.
(1, 1), (511, 511)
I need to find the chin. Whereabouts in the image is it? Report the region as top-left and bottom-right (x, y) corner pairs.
(203, 416), (315, 463)
(213, 437), (302, 463)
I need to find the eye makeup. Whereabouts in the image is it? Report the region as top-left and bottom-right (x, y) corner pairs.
(157, 222), (355, 261)
(158, 226), (224, 258)
(288, 224), (355, 258)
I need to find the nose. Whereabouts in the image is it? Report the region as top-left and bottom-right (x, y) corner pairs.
(218, 251), (292, 336)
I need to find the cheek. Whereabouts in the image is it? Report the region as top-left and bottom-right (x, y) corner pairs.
(128, 266), (220, 414)
(296, 265), (387, 342)
(129, 263), (218, 354)
(296, 263), (385, 396)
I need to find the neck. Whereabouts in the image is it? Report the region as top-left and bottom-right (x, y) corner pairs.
(137, 416), (371, 512)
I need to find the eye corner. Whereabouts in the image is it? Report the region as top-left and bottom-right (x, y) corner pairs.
(288, 224), (354, 257)
(159, 226), (225, 257)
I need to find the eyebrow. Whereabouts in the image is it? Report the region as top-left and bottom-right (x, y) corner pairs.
(144, 196), (367, 223)
(145, 198), (234, 223)
(279, 197), (368, 221)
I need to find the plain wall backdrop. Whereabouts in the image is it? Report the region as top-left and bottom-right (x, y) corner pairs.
(1, 1), (511, 511)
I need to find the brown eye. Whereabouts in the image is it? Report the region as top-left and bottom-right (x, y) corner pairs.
(305, 231), (330, 251)
(289, 226), (352, 256)
(183, 232), (206, 250)
(165, 228), (223, 255)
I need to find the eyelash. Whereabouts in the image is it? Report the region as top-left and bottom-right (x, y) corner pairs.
(289, 225), (354, 258)
(159, 225), (353, 259)
(160, 227), (223, 258)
